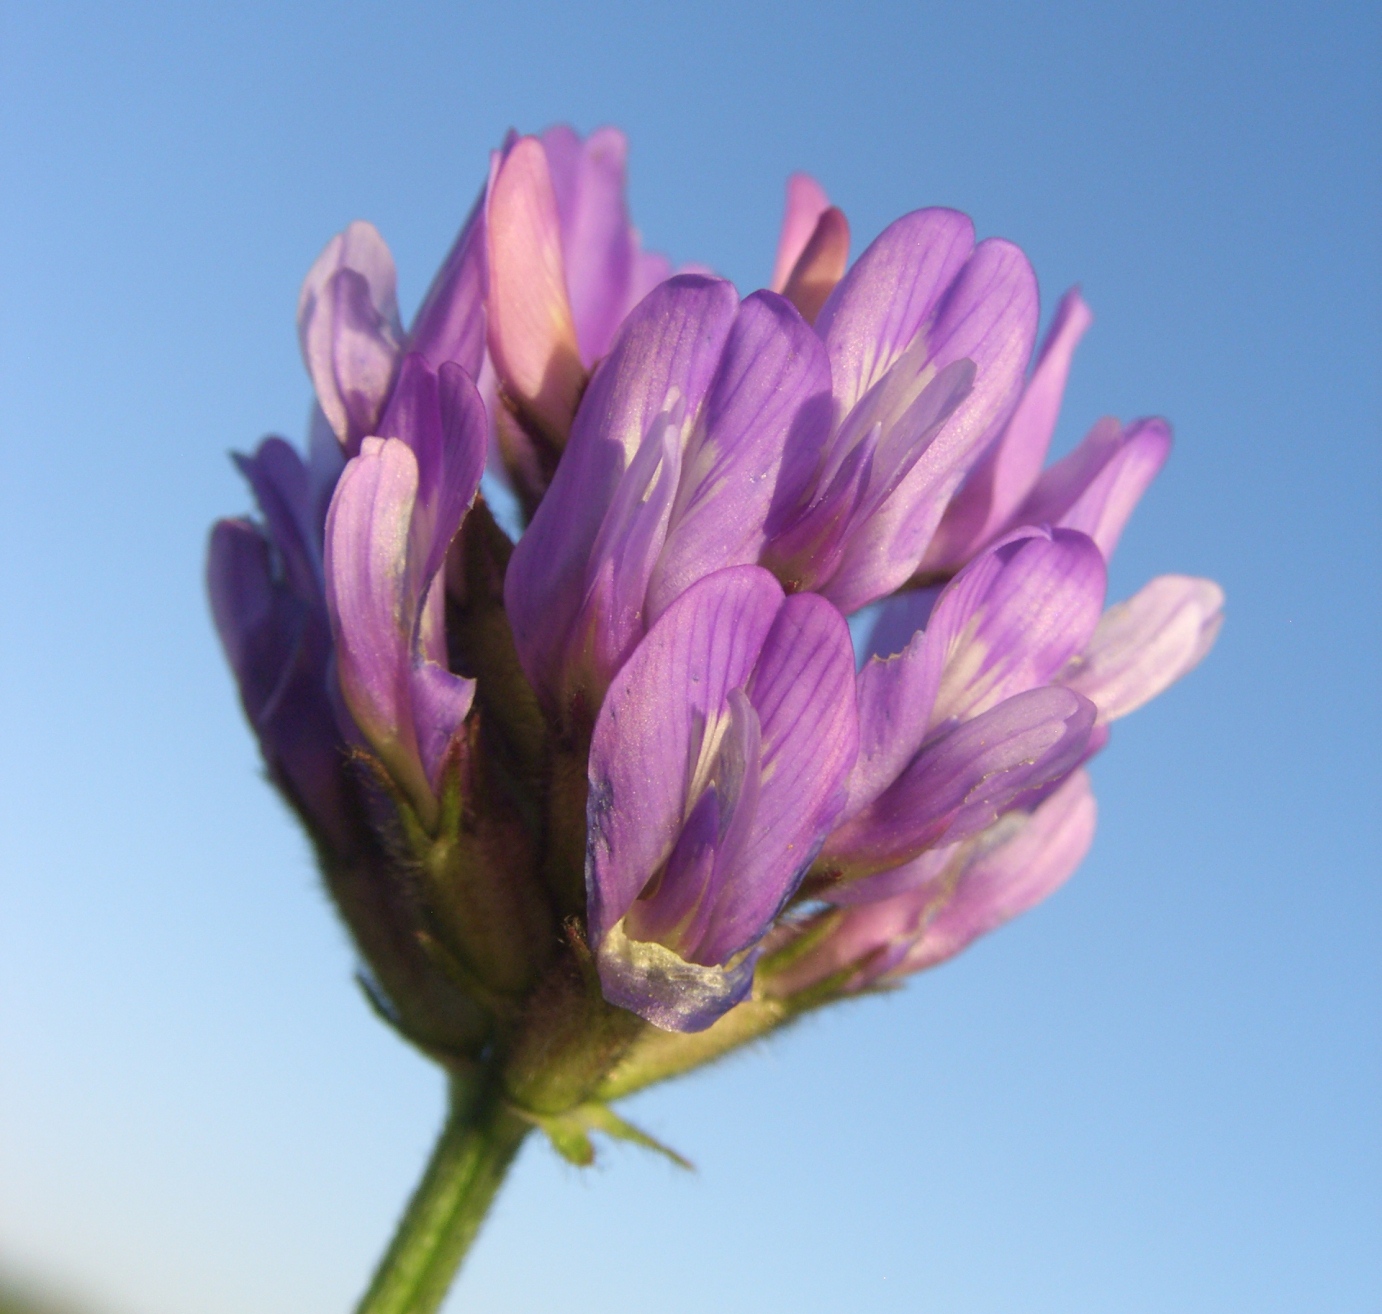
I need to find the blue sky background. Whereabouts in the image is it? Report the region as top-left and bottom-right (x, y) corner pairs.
(0, 2), (1377, 1311)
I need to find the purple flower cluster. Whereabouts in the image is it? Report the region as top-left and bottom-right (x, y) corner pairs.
(210, 125), (1221, 1062)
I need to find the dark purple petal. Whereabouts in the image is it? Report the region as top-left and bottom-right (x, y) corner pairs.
(822, 685), (1096, 880)
(409, 656), (477, 793)
(208, 520), (350, 848)
(816, 208), (976, 414)
(1061, 574), (1224, 722)
(923, 526), (1107, 726)
(770, 172), (831, 292)
(588, 567), (857, 1030)
(209, 518), (298, 721)
(648, 291), (833, 621)
(925, 288), (1093, 570)
(297, 221), (404, 455)
(566, 408), (682, 695)
(505, 275), (739, 712)
(1014, 416), (1172, 558)
(842, 527), (1104, 824)
(232, 437), (320, 599)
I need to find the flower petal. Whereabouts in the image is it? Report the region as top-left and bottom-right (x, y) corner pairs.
(781, 206), (850, 325)
(900, 768), (1096, 972)
(924, 526), (1107, 727)
(823, 238), (1039, 612)
(567, 407), (683, 696)
(409, 653), (476, 793)
(376, 355), (488, 586)
(694, 592), (858, 962)
(486, 136), (585, 441)
(816, 207), (976, 414)
(586, 565), (782, 948)
(297, 221), (404, 455)
(209, 518), (352, 845)
(842, 527), (1104, 823)
(648, 290), (833, 621)
(505, 275), (738, 712)
(542, 124), (636, 365)
(408, 186), (488, 380)
(1015, 416), (1172, 558)
(232, 437), (320, 599)
(823, 685), (1096, 880)
(925, 288), (1093, 569)
(770, 172), (831, 292)
(1061, 574), (1224, 722)
(323, 437), (427, 808)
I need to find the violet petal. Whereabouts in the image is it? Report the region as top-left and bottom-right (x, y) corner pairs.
(1061, 574), (1225, 722)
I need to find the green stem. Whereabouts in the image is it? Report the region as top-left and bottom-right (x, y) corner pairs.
(355, 1077), (529, 1314)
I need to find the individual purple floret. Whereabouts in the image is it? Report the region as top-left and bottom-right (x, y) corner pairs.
(323, 357), (487, 826)
(585, 566), (858, 1030)
(763, 769), (1098, 996)
(760, 209), (1039, 612)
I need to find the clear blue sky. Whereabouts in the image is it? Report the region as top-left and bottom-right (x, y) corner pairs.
(1, 2), (1377, 1311)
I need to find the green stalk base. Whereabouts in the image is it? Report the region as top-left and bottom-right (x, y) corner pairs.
(355, 1079), (529, 1314)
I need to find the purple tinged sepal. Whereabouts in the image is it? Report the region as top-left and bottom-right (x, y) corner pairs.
(586, 566), (859, 1031)
(298, 221), (405, 456)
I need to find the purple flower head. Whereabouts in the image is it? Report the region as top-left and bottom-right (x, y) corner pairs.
(760, 210), (1039, 612)
(586, 566), (858, 1031)
(212, 127), (1225, 1188)
(323, 356), (487, 826)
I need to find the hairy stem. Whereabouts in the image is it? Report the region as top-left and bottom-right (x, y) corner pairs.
(355, 1077), (529, 1314)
